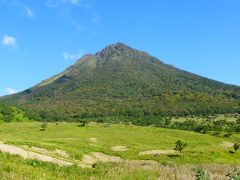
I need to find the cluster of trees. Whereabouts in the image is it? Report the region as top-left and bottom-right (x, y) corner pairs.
(0, 104), (14, 122)
(28, 108), (240, 136)
(2, 101), (240, 139)
(169, 117), (240, 134)
(0, 104), (36, 122)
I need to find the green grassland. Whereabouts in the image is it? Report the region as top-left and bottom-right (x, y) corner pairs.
(0, 122), (239, 179)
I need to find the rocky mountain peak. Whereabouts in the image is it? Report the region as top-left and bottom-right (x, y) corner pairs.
(96, 42), (131, 57)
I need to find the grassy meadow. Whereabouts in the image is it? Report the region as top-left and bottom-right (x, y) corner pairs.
(0, 122), (239, 179)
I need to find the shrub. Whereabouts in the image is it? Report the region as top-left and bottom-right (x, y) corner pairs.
(226, 166), (240, 179)
(174, 140), (187, 153)
(233, 143), (240, 151)
(40, 122), (48, 131)
(223, 133), (232, 138)
(195, 168), (210, 180)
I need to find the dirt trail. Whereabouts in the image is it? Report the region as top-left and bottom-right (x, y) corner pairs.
(30, 146), (70, 158)
(0, 141), (160, 169)
(0, 142), (72, 166)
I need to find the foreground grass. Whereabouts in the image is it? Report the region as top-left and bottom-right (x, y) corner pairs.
(0, 122), (239, 179)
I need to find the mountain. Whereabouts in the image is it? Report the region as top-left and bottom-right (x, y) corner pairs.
(1, 43), (240, 121)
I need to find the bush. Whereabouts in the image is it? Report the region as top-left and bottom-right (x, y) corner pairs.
(195, 168), (210, 180)
(223, 133), (232, 138)
(233, 143), (240, 151)
(226, 166), (240, 179)
(40, 122), (48, 131)
(174, 140), (187, 153)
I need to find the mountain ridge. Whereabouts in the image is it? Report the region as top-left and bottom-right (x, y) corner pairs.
(1, 42), (240, 121)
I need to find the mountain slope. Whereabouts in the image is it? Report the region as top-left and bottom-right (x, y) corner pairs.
(1, 43), (240, 120)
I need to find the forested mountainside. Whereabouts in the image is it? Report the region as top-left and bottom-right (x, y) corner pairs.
(1, 43), (240, 121)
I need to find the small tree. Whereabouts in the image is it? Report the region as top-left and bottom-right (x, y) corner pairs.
(174, 140), (187, 153)
(40, 122), (48, 131)
(195, 168), (210, 180)
(233, 143), (240, 152)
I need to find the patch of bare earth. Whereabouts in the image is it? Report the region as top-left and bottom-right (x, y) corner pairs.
(221, 141), (233, 148)
(111, 146), (128, 152)
(88, 137), (97, 143)
(29, 146), (70, 158)
(92, 152), (123, 162)
(138, 149), (176, 156)
(0, 142), (72, 166)
(82, 152), (123, 165)
(82, 155), (98, 165)
(54, 149), (70, 158)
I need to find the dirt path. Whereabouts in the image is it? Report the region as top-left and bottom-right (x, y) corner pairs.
(30, 146), (70, 158)
(0, 142), (72, 166)
(0, 141), (160, 169)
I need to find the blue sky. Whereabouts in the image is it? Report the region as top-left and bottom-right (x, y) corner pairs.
(1, 0), (240, 96)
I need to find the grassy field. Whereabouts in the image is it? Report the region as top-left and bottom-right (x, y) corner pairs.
(0, 122), (239, 179)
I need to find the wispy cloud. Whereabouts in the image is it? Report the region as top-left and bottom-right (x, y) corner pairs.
(63, 50), (85, 60)
(24, 5), (34, 17)
(46, 0), (100, 32)
(2, 35), (17, 46)
(10, 0), (35, 18)
(4, 88), (19, 95)
(67, 15), (85, 32)
(62, 0), (83, 6)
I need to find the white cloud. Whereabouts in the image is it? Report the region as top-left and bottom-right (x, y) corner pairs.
(24, 6), (34, 17)
(46, 0), (98, 32)
(4, 88), (18, 95)
(63, 51), (85, 60)
(2, 35), (16, 46)
(9, 1), (35, 18)
(61, 0), (83, 6)
(67, 15), (85, 32)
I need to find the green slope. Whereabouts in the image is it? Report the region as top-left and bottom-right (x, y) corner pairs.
(1, 43), (240, 120)
(0, 122), (239, 179)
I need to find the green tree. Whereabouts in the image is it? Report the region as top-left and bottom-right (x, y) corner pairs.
(40, 122), (48, 131)
(174, 140), (187, 153)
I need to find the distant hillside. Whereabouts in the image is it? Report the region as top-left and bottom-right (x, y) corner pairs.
(1, 43), (240, 121)
(0, 104), (35, 122)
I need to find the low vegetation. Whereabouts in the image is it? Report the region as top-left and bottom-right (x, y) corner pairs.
(0, 122), (239, 179)
(195, 168), (210, 180)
